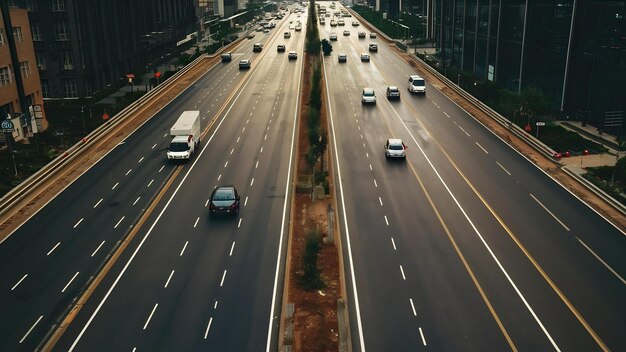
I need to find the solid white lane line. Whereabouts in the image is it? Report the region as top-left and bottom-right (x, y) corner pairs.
(400, 265), (406, 280)
(459, 126), (471, 137)
(152, 143), (157, 149)
(143, 303), (158, 330)
(204, 317), (213, 339)
(496, 162), (511, 176)
(419, 327), (427, 346)
(133, 197), (141, 205)
(126, 169), (132, 176)
(391, 237), (397, 250)
(409, 298), (417, 316)
(244, 197), (248, 206)
(374, 179), (378, 187)
(180, 241), (188, 256)
(229, 241), (236, 256)
(214, 301), (218, 309)
(255, 161), (259, 168)
(11, 274), (28, 290)
(218, 174), (222, 181)
(61, 272), (79, 293)
(114, 216), (125, 229)
(475, 142), (488, 154)
(93, 199), (103, 208)
(91, 241), (105, 257)
(19, 315), (43, 344)
(73, 218), (83, 228)
(158, 165), (165, 173)
(220, 270), (227, 287)
(378, 197), (383, 206)
(147, 179), (154, 187)
(112, 182), (119, 190)
(237, 218), (242, 228)
(47, 242), (61, 256)
(224, 161), (228, 168)
(384, 216), (389, 226)
(529, 193), (570, 231)
(164, 270), (175, 288)
(138, 157), (144, 163)
(194, 217), (200, 228)
(576, 237), (626, 285)
(250, 178), (255, 186)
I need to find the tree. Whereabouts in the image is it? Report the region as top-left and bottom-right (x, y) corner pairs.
(321, 39), (332, 56)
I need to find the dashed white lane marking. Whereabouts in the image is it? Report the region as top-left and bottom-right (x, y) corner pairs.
(112, 182), (119, 190)
(378, 197), (383, 206)
(125, 169), (132, 176)
(529, 193), (570, 231)
(138, 157), (144, 163)
(250, 178), (255, 186)
(218, 174), (222, 181)
(133, 197), (141, 205)
(419, 327), (427, 346)
(260, 146), (264, 153)
(164, 270), (175, 288)
(61, 272), (79, 293)
(158, 165), (165, 173)
(391, 237), (397, 250)
(220, 270), (227, 287)
(152, 144), (157, 149)
(224, 161), (228, 168)
(237, 218), (242, 228)
(179, 241), (189, 256)
(91, 241), (105, 257)
(366, 152), (369, 158)
(11, 274), (28, 290)
(384, 216), (389, 226)
(443, 111), (450, 118)
(229, 241), (236, 256)
(19, 315), (43, 344)
(147, 179), (154, 187)
(231, 148), (234, 155)
(369, 164), (372, 171)
(214, 301), (218, 309)
(47, 242), (61, 256)
(255, 161), (259, 168)
(143, 303), (158, 330)
(409, 298), (417, 316)
(400, 265), (406, 280)
(205, 199), (209, 207)
(576, 237), (626, 285)
(194, 217), (200, 228)
(244, 197), (248, 206)
(114, 216), (125, 229)
(237, 136), (240, 143)
(93, 199), (103, 208)
(73, 218), (83, 228)
(496, 162), (511, 176)
(475, 142), (488, 154)
(374, 179), (378, 187)
(204, 317), (213, 339)
(458, 126), (471, 137)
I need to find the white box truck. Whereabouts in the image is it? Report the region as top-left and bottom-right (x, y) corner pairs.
(167, 110), (201, 160)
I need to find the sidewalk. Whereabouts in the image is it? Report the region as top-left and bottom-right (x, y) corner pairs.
(556, 120), (621, 169)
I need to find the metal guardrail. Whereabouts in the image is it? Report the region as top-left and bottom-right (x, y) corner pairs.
(0, 53), (209, 221)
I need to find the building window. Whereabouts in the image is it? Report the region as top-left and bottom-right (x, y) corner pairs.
(52, 0), (66, 12)
(0, 29), (5, 45)
(41, 79), (50, 98)
(13, 27), (23, 43)
(1, 102), (15, 114)
(63, 79), (77, 98)
(20, 61), (31, 78)
(0, 66), (11, 86)
(62, 51), (73, 70)
(54, 22), (70, 41)
(31, 22), (42, 41)
(36, 50), (46, 70)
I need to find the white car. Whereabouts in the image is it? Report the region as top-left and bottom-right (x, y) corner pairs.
(384, 139), (407, 159)
(408, 75), (426, 94)
(330, 33), (338, 41)
(370, 32), (377, 38)
(338, 53), (347, 63)
(361, 88), (376, 104)
(360, 53), (370, 62)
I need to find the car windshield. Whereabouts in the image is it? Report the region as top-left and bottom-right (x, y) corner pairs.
(169, 142), (189, 152)
(389, 144), (403, 150)
(412, 79), (425, 86)
(363, 90), (374, 96)
(213, 189), (235, 200)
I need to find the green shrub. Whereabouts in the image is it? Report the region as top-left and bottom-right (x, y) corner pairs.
(300, 229), (324, 291)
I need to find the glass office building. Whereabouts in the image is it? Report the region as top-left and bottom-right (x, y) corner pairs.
(433, 0), (625, 133)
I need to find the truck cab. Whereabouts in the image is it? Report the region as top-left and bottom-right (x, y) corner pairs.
(167, 135), (195, 160)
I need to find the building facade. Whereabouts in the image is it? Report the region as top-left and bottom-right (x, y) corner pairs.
(433, 0), (625, 132)
(10, 0), (196, 100)
(0, 5), (47, 143)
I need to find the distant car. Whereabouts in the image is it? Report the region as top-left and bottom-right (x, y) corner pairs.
(337, 19), (345, 26)
(325, 13), (331, 17)
(330, 33), (338, 40)
(369, 43), (378, 52)
(408, 75), (426, 94)
(384, 139), (407, 159)
(263, 28), (270, 33)
(320, 18), (325, 24)
(352, 21), (359, 26)
(369, 32), (377, 38)
(358, 31), (366, 38)
(284, 32), (291, 38)
(221, 52), (232, 62)
(361, 88), (376, 104)
(253, 43), (263, 52)
(288, 51), (298, 60)
(360, 53), (370, 62)
(343, 30), (350, 36)
(239, 59), (251, 69)
(209, 186), (241, 217)
(277, 44), (286, 52)
(247, 33), (255, 39)
(295, 25), (302, 31)
(386, 86), (401, 100)
(330, 20), (337, 26)
(338, 53), (347, 63)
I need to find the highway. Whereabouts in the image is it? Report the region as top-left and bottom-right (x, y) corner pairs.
(324, 5), (626, 352)
(0, 7), (304, 352)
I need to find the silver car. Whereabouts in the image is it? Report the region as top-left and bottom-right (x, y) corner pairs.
(384, 139), (407, 159)
(361, 88), (376, 104)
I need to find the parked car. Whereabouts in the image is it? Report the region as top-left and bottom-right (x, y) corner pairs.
(386, 86), (401, 100)
(209, 186), (241, 217)
(384, 139), (407, 159)
(361, 88), (376, 104)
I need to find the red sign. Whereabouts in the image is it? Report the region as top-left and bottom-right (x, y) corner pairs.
(155, 72), (162, 78)
(102, 112), (110, 120)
